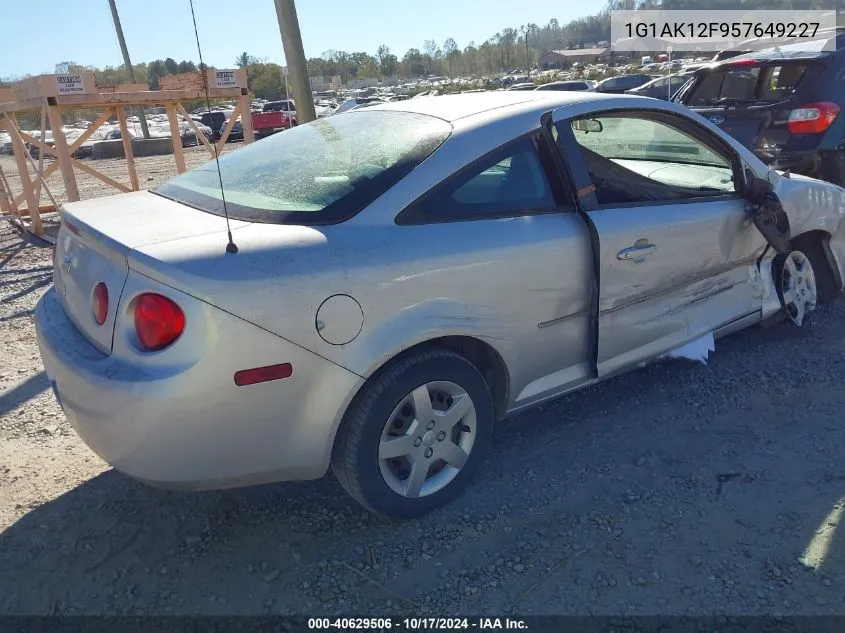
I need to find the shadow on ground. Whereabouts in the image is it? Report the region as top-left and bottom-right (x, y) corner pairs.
(2, 299), (845, 615)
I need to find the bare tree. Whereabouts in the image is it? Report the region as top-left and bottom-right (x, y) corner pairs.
(443, 38), (458, 78)
(423, 39), (440, 76)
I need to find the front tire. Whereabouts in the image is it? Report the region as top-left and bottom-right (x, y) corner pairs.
(774, 250), (818, 326)
(332, 349), (494, 518)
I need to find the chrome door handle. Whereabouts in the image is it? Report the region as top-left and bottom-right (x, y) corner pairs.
(617, 243), (656, 261)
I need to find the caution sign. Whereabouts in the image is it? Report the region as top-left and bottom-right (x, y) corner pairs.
(56, 75), (85, 94)
(214, 70), (237, 88)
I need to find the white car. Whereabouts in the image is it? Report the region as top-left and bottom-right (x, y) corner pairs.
(36, 92), (845, 517)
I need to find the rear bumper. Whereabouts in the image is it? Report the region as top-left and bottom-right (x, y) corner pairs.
(35, 287), (362, 490)
(761, 150), (818, 173)
(760, 149), (845, 186)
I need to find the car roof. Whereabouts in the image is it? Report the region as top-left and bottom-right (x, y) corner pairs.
(359, 90), (622, 123)
(724, 32), (845, 63)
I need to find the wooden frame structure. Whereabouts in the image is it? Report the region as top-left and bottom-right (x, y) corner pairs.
(0, 70), (254, 238)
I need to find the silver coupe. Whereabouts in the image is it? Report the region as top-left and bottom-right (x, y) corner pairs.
(36, 91), (845, 517)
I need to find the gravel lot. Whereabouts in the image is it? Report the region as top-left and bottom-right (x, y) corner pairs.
(1, 151), (844, 617)
(0, 144), (237, 209)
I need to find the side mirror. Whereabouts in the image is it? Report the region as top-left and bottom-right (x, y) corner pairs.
(572, 118), (603, 133)
(744, 168), (791, 254)
(745, 169), (773, 205)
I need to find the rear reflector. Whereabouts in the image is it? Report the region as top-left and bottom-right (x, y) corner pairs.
(92, 282), (109, 326)
(234, 363), (293, 386)
(788, 102), (840, 134)
(63, 219), (82, 236)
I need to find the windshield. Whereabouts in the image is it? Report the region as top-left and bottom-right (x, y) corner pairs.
(686, 63), (810, 106)
(154, 110), (452, 225)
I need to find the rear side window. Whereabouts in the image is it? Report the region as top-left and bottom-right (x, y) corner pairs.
(686, 63), (810, 106)
(452, 147), (551, 207)
(398, 136), (558, 223)
(154, 111), (452, 225)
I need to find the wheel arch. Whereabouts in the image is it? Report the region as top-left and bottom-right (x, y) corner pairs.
(402, 336), (510, 421)
(791, 229), (843, 296)
(338, 335), (511, 433)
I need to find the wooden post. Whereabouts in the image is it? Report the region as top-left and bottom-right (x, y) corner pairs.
(238, 92), (255, 143)
(166, 103), (186, 173)
(0, 164), (15, 215)
(7, 115), (43, 235)
(46, 104), (80, 202)
(177, 104), (215, 156)
(215, 102), (241, 154)
(35, 105), (47, 205)
(116, 106), (139, 190)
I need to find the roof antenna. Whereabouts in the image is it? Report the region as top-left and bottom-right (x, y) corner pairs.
(188, 0), (238, 254)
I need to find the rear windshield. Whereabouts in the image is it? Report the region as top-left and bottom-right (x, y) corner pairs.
(154, 111), (452, 225)
(686, 63), (810, 106)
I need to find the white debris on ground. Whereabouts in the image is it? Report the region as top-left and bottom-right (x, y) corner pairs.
(666, 333), (715, 364)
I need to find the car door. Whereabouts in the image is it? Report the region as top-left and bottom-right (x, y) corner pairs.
(554, 107), (767, 377)
(395, 132), (594, 409)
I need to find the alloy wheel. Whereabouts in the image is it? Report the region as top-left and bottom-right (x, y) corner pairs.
(378, 381), (476, 498)
(779, 250), (817, 327)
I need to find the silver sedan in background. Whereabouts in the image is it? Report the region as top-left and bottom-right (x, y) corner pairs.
(36, 92), (845, 517)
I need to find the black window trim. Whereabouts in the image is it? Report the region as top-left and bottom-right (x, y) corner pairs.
(559, 107), (747, 212)
(395, 130), (576, 226)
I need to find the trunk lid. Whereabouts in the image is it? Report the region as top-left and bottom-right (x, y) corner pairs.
(54, 190), (249, 354)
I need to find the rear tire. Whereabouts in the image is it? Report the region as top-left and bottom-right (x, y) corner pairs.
(332, 349), (494, 518)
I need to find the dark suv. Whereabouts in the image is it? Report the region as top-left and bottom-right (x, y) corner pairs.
(199, 111), (227, 141)
(673, 31), (845, 185)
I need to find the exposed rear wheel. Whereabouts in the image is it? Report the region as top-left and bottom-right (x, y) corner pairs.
(332, 349), (493, 518)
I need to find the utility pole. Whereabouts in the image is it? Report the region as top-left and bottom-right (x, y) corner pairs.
(526, 30), (530, 71)
(273, 0), (316, 123)
(108, 0), (151, 139)
(521, 24), (535, 72)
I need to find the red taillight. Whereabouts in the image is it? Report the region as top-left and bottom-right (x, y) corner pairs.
(92, 282), (109, 325)
(788, 102), (840, 134)
(134, 293), (185, 351)
(234, 363), (293, 386)
(726, 58), (757, 67)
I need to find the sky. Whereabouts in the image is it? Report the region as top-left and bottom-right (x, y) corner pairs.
(0, 0), (598, 79)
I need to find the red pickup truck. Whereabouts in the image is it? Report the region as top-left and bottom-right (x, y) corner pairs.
(251, 101), (298, 139)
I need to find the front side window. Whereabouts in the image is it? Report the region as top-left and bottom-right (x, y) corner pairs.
(401, 136), (557, 223)
(154, 111), (452, 225)
(567, 113), (736, 206)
